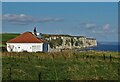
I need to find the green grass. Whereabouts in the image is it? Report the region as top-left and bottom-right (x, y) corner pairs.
(0, 33), (20, 46)
(2, 51), (119, 80)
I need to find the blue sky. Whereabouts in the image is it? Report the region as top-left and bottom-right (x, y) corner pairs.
(2, 2), (118, 42)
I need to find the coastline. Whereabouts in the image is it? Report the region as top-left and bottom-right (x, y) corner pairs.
(83, 42), (119, 52)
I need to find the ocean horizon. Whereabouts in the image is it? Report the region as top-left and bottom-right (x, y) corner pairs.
(85, 42), (119, 52)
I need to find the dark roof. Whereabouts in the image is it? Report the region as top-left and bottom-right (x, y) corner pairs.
(7, 32), (47, 43)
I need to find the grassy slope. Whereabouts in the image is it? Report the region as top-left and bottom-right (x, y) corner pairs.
(0, 33), (20, 46)
(2, 51), (119, 80)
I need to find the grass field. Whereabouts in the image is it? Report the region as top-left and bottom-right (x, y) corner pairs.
(2, 51), (119, 80)
(0, 33), (20, 46)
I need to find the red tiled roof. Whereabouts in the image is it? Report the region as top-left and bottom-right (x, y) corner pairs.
(7, 32), (47, 43)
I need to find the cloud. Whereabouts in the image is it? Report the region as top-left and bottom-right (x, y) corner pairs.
(80, 23), (96, 29)
(38, 18), (63, 23)
(2, 14), (35, 25)
(2, 14), (64, 25)
(85, 23), (96, 29)
(92, 24), (115, 34)
(92, 30), (115, 34)
(102, 24), (110, 31)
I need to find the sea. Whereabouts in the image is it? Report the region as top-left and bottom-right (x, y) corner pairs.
(85, 42), (119, 52)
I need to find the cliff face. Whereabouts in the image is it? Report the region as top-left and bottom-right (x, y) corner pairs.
(43, 34), (97, 51)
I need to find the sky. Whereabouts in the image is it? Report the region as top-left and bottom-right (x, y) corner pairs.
(2, 2), (118, 42)
(2, 0), (119, 2)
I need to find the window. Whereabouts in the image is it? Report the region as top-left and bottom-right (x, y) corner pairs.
(32, 45), (41, 51)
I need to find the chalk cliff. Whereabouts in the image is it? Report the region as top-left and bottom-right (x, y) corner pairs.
(42, 34), (97, 51)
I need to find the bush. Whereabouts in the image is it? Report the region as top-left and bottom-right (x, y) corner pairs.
(0, 46), (7, 52)
(49, 37), (63, 48)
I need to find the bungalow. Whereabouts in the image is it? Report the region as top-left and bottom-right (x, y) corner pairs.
(6, 32), (48, 52)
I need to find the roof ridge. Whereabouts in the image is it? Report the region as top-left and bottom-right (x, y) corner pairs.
(7, 32), (47, 43)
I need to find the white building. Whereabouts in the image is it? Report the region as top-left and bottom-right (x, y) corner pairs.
(6, 32), (48, 52)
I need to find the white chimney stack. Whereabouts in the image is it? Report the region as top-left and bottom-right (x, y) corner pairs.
(32, 32), (42, 38)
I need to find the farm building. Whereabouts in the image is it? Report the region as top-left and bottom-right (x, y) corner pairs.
(6, 32), (49, 52)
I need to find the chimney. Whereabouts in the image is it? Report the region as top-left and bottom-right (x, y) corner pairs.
(34, 27), (37, 36)
(33, 27), (42, 38)
(39, 33), (42, 38)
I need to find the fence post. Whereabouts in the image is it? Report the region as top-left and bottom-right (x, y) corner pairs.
(39, 72), (41, 82)
(103, 54), (105, 60)
(83, 54), (84, 59)
(110, 54), (112, 62)
(86, 55), (89, 59)
(28, 56), (30, 61)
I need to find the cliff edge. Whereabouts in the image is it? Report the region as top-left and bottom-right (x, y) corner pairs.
(42, 34), (97, 51)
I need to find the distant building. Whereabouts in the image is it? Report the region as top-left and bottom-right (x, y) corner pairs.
(6, 32), (48, 52)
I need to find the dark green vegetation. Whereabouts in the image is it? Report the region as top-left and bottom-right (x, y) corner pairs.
(0, 33), (20, 47)
(42, 34), (86, 38)
(2, 51), (119, 80)
(42, 34), (71, 38)
(49, 38), (63, 48)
